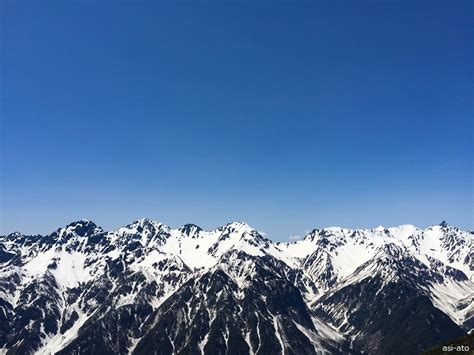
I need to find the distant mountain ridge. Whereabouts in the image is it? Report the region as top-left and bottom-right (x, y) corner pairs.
(0, 219), (472, 354)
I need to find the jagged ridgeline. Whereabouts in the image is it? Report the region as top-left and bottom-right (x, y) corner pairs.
(0, 219), (472, 354)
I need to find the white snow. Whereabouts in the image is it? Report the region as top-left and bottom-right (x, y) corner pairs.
(21, 249), (92, 289)
(429, 279), (474, 327)
(2, 218), (473, 354)
(272, 315), (286, 355)
(39, 304), (90, 354)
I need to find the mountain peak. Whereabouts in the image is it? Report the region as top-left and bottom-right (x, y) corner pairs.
(131, 217), (159, 225)
(178, 223), (203, 236)
(1, 218), (472, 354)
(66, 219), (94, 226)
(123, 218), (166, 229)
(223, 221), (253, 231)
(6, 231), (23, 238)
(117, 218), (170, 240)
(58, 219), (101, 239)
(227, 221), (251, 226)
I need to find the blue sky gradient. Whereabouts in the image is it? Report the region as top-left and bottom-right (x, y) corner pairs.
(1, 1), (472, 240)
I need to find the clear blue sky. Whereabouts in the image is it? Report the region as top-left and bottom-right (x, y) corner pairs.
(1, 1), (472, 240)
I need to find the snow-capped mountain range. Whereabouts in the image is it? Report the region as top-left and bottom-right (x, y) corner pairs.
(0, 219), (472, 354)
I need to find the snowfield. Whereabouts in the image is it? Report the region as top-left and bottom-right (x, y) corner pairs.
(0, 219), (472, 354)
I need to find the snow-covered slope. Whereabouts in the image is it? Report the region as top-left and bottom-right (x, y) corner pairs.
(0, 219), (472, 354)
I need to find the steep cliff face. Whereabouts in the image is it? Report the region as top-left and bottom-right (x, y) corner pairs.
(0, 220), (472, 354)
